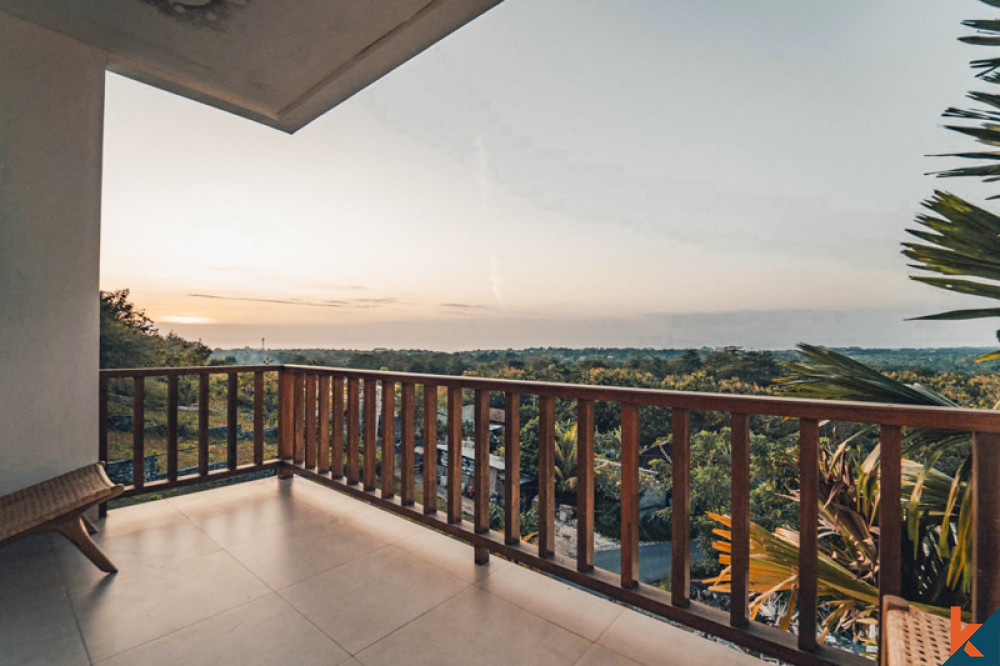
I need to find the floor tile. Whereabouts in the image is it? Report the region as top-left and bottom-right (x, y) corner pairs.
(395, 529), (508, 583)
(478, 563), (623, 641)
(54, 517), (221, 593)
(166, 478), (279, 519)
(333, 502), (426, 544)
(356, 587), (591, 666)
(281, 546), (468, 654)
(71, 549), (270, 661)
(271, 478), (429, 544)
(228, 518), (387, 590)
(0, 532), (56, 563)
(282, 476), (359, 509)
(0, 544), (67, 610)
(597, 609), (762, 666)
(0, 593), (89, 666)
(185, 495), (336, 550)
(96, 594), (351, 666)
(94, 499), (189, 538)
(575, 644), (643, 666)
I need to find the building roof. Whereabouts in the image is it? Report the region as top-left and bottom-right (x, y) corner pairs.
(0, 0), (502, 132)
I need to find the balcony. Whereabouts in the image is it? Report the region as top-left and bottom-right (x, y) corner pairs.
(0, 476), (764, 665)
(7, 363), (1000, 665)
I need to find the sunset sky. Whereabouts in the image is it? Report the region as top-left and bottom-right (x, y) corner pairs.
(100, 0), (1000, 350)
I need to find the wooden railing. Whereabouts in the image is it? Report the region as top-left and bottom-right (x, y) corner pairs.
(99, 365), (282, 496)
(99, 364), (1000, 666)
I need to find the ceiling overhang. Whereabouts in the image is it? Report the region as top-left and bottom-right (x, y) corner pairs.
(0, 0), (503, 133)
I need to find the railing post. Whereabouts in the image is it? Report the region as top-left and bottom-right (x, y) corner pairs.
(318, 375), (331, 472)
(446, 386), (463, 523)
(620, 403), (639, 588)
(876, 424), (902, 665)
(346, 377), (360, 485)
(253, 371), (264, 467)
(400, 382), (416, 505)
(98, 373), (108, 518)
(670, 407), (690, 607)
(798, 418), (819, 651)
(504, 392), (521, 544)
(331, 376), (345, 478)
(227, 372), (239, 471)
(363, 378), (378, 491)
(729, 412), (750, 628)
(167, 375), (179, 482)
(99, 374), (108, 466)
(305, 374), (317, 469)
(473, 389), (490, 564)
(576, 399), (595, 572)
(277, 368), (294, 478)
(878, 425), (902, 601)
(381, 380), (396, 499)
(132, 376), (145, 489)
(278, 368), (294, 462)
(537, 394), (556, 558)
(422, 384), (438, 514)
(972, 431), (1000, 623)
(293, 372), (305, 466)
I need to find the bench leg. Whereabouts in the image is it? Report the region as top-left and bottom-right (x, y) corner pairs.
(55, 516), (117, 573)
(82, 514), (99, 535)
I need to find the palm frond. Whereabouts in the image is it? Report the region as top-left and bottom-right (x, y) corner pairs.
(779, 345), (979, 597)
(777, 343), (959, 407)
(705, 512), (951, 645)
(907, 307), (1000, 321)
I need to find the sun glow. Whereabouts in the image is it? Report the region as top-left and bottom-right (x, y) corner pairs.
(159, 315), (212, 325)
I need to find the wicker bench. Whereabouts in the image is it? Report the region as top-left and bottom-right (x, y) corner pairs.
(881, 595), (952, 665)
(0, 463), (124, 572)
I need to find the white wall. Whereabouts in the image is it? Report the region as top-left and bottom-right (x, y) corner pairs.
(0, 14), (107, 494)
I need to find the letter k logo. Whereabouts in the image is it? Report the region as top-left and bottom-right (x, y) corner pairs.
(953, 606), (985, 658)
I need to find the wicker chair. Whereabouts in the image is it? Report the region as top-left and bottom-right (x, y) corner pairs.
(0, 463), (125, 572)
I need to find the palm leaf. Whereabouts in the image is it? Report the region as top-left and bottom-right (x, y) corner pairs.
(704, 513), (952, 645)
(908, 307), (1000, 320)
(779, 345), (981, 596)
(777, 343), (959, 407)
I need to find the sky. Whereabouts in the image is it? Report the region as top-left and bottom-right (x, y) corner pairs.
(100, 0), (1000, 351)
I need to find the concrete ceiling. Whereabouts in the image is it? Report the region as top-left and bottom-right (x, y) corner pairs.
(0, 0), (502, 132)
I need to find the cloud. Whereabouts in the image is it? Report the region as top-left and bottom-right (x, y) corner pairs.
(303, 284), (369, 291)
(440, 303), (484, 309)
(189, 293), (399, 309)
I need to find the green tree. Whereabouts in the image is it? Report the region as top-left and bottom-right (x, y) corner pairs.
(100, 289), (211, 368)
(902, 3), (1000, 360)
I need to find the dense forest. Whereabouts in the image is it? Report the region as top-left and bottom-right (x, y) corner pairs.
(224, 344), (999, 376)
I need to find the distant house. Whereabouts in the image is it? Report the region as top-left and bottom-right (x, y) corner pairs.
(414, 440), (515, 502)
(451, 405), (505, 427)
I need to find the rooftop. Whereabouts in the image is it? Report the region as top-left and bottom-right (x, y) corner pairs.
(1, 476), (763, 666)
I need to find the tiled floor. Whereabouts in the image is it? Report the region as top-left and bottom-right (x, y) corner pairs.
(0, 477), (764, 665)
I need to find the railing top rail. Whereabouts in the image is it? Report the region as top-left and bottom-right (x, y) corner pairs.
(282, 364), (1000, 432)
(100, 364), (277, 378)
(100, 363), (1000, 432)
